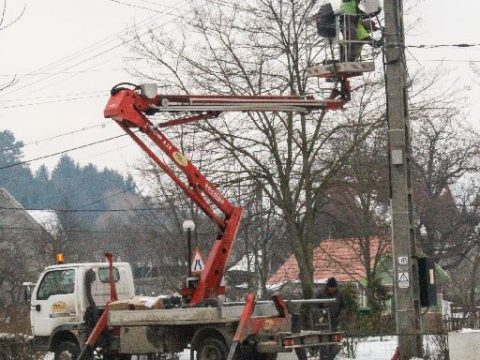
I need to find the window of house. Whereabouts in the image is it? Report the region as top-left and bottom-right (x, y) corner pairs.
(37, 269), (75, 300)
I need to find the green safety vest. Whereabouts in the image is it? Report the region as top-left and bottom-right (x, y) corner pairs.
(340, 1), (370, 40)
(357, 23), (370, 40)
(340, 1), (356, 15)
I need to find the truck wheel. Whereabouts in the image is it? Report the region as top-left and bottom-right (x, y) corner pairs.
(238, 345), (277, 360)
(54, 341), (80, 360)
(255, 354), (277, 360)
(103, 355), (132, 360)
(197, 338), (228, 360)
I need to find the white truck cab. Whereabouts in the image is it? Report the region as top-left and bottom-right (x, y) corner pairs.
(28, 262), (134, 358)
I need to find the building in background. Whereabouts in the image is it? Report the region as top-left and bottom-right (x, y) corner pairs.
(0, 187), (53, 306)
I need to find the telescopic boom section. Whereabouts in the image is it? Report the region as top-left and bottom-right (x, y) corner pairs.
(104, 85), (341, 306)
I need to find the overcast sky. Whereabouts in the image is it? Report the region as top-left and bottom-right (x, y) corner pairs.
(0, 0), (479, 181)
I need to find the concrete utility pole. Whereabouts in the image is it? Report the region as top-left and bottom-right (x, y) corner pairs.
(383, 0), (423, 359)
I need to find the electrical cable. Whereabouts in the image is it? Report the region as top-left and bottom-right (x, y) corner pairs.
(75, 186), (137, 210)
(4, 6), (172, 78)
(0, 13), (159, 96)
(0, 133), (129, 170)
(0, 121), (112, 152)
(0, 225), (216, 236)
(0, 94), (108, 109)
(421, 59), (480, 63)
(107, 0), (180, 14)
(406, 43), (480, 49)
(0, 89), (107, 103)
(0, 206), (165, 212)
(0, 0), (7, 28)
(0, 0), (210, 105)
(77, 143), (134, 161)
(0, 226), (147, 234)
(0, 4), (206, 172)
(0, 68), (163, 78)
(1, 1), (192, 98)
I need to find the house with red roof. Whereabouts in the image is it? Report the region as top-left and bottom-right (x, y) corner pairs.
(267, 237), (392, 306)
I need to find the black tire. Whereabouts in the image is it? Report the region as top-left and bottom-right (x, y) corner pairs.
(103, 355), (132, 360)
(236, 344), (277, 360)
(255, 354), (277, 360)
(197, 338), (228, 360)
(54, 341), (80, 360)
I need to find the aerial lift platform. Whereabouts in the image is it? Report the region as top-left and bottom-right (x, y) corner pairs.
(73, 83), (350, 359)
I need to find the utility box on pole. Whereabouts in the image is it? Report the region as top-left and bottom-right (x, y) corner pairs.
(418, 257), (437, 307)
(383, 0), (423, 358)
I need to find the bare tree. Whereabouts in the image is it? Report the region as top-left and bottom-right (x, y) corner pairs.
(127, 0), (383, 298)
(410, 92), (480, 266)
(0, 0), (26, 91)
(316, 123), (391, 311)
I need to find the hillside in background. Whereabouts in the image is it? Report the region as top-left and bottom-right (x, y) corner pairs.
(0, 130), (136, 222)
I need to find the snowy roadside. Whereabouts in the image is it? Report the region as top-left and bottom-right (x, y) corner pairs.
(42, 335), (445, 359)
(42, 338), (398, 360)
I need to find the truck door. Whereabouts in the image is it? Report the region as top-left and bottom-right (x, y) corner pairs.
(30, 268), (80, 336)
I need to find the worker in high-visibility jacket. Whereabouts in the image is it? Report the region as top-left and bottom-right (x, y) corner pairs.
(338, 0), (382, 62)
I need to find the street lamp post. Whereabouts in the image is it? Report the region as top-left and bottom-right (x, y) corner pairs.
(182, 220), (195, 276)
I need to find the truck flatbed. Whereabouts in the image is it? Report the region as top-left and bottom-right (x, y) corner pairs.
(108, 303), (279, 326)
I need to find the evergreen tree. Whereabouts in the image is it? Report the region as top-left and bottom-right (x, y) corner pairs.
(0, 130), (34, 205)
(31, 165), (53, 207)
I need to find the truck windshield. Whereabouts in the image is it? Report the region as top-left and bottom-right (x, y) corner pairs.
(37, 269), (75, 300)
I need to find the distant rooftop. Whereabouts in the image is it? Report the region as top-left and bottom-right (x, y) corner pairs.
(267, 237), (391, 287)
(26, 210), (59, 235)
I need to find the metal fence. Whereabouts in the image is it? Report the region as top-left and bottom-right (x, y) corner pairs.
(442, 314), (480, 332)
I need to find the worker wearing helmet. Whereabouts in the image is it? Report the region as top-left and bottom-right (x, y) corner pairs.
(339, 0), (382, 62)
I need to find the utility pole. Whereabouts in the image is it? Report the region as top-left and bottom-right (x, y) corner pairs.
(383, 0), (423, 359)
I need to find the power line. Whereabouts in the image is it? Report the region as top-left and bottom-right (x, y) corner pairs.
(107, 0), (179, 14)
(3, 44), (126, 98)
(76, 186), (137, 210)
(137, 0), (181, 10)
(7, 0), (194, 92)
(0, 4), (203, 170)
(406, 43), (480, 49)
(422, 59), (480, 63)
(3, 11), (163, 84)
(0, 206), (165, 212)
(0, 122), (112, 153)
(0, 2), (189, 98)
(0, 225), (152, 234)
(77, 143), (134, 161)
(0, 68), (148, 77)
(0, 0), (203, 105)
(0, 94), (108, 109)
(0, 90), (107, 103)
(0, 225), (216, 236)
(0, 133), (128, 170)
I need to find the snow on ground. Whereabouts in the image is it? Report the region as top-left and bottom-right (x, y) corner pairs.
(336, 337), (398, 360)
(458, 328), (480, 333)
(41, 337), (418, 359)
(170, 337), (399, 359)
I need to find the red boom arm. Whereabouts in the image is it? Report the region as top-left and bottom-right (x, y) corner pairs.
(104, 84), (342, 305)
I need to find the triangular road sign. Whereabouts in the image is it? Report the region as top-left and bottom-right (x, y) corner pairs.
(191, 247), (205, 274)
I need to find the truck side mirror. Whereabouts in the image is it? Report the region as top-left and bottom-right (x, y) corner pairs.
(24, 286), (31, 304)
(22, 282), (34, 304)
